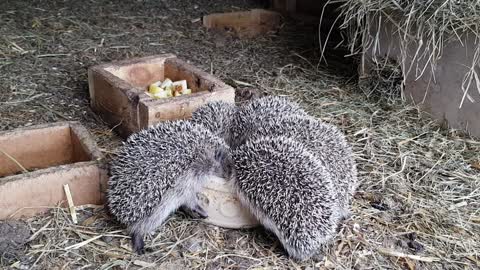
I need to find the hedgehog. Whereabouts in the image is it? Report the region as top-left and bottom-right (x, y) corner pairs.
(230, 95), (308, 149)
(190, 101), (237, 146)
(107, 120), (232, 255)
(232, 136), (340, 261)
(235, 114), (358, 218)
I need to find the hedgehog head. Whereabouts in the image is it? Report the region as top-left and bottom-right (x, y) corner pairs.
(190, 139), (233, 180)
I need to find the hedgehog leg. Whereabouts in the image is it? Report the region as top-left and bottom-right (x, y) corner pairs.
(130, 232), (145, 255)
(129, 192), (183, 254)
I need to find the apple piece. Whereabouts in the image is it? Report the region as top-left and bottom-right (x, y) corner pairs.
(153, 91), (169, 99)
(148, 85), (163, 95)
(160, 78), (173, 89)
(172, 80), (187, 93)
(165, 88), (173, 97)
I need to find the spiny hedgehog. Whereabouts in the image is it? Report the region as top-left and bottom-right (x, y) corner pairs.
(107, 120), (232, 254)
(232, 136), (340, 261)
(237, 114), (358, 218)
(231, 95), (308, 149)
(190, 101), (237, 146)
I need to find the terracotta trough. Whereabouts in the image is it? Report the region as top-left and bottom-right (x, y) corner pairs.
(0, 122), (107, 219)
(203, 9), (282, 38)
(88, 54), (235, 139)
(361, 19), (480, 137)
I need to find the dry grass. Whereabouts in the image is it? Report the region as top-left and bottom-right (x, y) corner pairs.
(255, 64), (480, 269)
(338, 0), (480, 107)
(8, 65), (480, 270)
(357, 57), (403, 104)
(1, 0), (479, 269)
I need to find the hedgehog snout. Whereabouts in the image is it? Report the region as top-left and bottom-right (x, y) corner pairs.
(190, 145), (232, 180)
(212, 147), (233, 179)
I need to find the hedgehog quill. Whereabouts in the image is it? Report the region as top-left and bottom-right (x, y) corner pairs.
(107, 120), (232, 254)
(191, 101), (237, 146)
(232, 136), (342, 261)
(236, 114), (358, 218)
(231, 95), (309, 149)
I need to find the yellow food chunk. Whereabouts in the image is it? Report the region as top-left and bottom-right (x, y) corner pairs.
(153, 91), (169, 99)
(182, 88), (192, 95)
(165, 88), (173, 97)
(148, 85), (163, 95)
(160, 78), (173, 88)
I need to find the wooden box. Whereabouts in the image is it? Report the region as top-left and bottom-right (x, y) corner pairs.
(203, 9), (282, 38)
(0, 122), (107, 219)
(88, 54), (235, 138)
(361, 19), (480, 137)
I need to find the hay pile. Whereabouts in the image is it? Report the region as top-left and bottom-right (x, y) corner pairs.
(339, 0), (480, 106)
(9, 65), (480, 269)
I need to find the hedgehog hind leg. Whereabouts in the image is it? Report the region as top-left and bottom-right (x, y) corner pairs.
(130, 231), (145, 255)
(129, 193), (183, 255)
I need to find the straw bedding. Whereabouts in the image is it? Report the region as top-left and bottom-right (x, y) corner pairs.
(339, 0), (480, 106)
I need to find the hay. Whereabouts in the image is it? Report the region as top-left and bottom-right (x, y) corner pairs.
(254, 65), (480, 269)
(357, 56), (403, 104)
(9, 65), (480, 270)
(338, 0), (480, 107)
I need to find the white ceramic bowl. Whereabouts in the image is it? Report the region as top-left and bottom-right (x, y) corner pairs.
(197, 176), (259, 229)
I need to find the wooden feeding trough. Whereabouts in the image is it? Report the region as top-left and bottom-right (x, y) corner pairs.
(270, 0), (325, 16)
(88, 54), (235, 139)
(361, 20), (480, 137)
(203, 9), (282, 38)
(0, 122), (107, 219)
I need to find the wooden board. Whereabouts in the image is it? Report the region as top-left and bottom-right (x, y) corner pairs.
(203, 9), (282, 38)
(0, 122), (106, 219)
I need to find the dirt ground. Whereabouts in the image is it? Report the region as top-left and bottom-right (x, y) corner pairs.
(1, 0), (479, 269)
(0, 221), (31, 265)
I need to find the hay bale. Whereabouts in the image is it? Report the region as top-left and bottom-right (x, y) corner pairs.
(339, 0), (480, 105)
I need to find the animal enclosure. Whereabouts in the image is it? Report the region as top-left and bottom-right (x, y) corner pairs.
(340, 0), (480, 137)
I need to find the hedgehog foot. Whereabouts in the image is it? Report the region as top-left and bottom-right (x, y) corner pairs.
(181, 204), (208, 219)
(131, 232), (145, 255)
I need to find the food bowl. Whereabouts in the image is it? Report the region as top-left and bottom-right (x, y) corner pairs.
(197, 176), (259, 229)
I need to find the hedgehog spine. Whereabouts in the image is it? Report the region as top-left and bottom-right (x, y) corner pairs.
(232, 136), (340, 261)
(107, 120), (232, 254)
